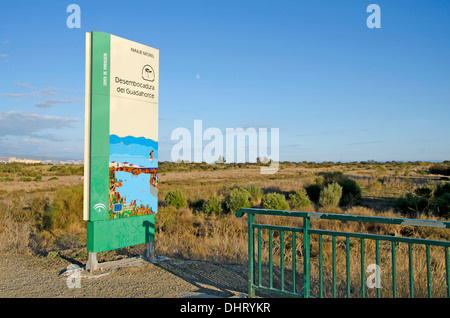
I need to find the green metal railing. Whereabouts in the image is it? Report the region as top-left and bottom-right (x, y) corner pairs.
(235, 208), (450, 298)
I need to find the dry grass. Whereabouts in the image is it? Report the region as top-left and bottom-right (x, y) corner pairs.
(0, 161), (449, 297)
(154, 206), (248, 264)
(0, 212), (33, 253)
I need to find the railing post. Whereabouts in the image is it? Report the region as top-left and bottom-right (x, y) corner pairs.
(303, 216), (311, 298)
(248, 212), (255, 298)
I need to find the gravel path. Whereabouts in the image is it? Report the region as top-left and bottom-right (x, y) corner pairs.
(0, 253), (249, 298)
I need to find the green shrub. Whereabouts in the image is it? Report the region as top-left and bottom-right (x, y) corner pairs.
(165, 190), (187, 209)
(289, 190), (311, 209)
(317, 172), (362, 207)
(319, 182), (342, 208)
(315, 176), (325, 186)
(261, 192), (289, 210)
(340, 178), (363, 206)
(396, 193), (429, 216)
(434, 182), (450, 198)
(48, 164), (84, 176)
(397, 182), (450, 217)
(225, 188), (252, 213)
(319, 171), (346, 185)
(246, 186), (263, 204)
(414, 186), (433, 199)
(429, 163), (450, 176)
(430, 193), (450, 218)
(202, 196), (223, 215)
(305, 184), (321, 203)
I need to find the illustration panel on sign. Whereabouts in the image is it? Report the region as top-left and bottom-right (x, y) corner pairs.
(109, 135), (158, 219)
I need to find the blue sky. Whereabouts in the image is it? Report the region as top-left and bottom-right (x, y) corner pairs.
(0, 0), (449, 162)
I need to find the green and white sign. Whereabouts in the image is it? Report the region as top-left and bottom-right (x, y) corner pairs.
(84, 31), (159, 252)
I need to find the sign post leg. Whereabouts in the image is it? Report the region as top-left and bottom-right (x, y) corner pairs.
(144, 242), (155, 261)
(86, 252), (98, 272)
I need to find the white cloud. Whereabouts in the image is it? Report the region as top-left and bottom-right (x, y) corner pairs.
(0, 81), (84, 159)
(0, 111), (81, 136)
(195, 74), (200, 80)
(32, 133), (70, 142)
(2, 87), (70, 99)
(2, 85), (77, 106)
(21, 138), (44, 144)
(34, 98), (83, 108)
(14, 82), (37, 90)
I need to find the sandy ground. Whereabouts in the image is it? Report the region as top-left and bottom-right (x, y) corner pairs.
(0, 172), (252, 299)
(0, 253), (249, 298)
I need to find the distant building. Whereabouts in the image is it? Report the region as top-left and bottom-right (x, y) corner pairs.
(8, 157), (41, 164)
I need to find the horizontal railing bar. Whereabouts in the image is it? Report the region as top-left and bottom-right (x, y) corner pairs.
(236, 208), (450, 229)
(252, 221), (450, 247)
(309, 229), (450, 247)
(252, 222), (450, 247)
(253, 223), (304, 233)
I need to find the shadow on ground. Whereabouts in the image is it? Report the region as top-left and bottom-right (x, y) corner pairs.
(154, 259), (249, 297)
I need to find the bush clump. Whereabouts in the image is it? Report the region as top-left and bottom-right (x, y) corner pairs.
(289, 190), (311, 209)
(319, 182), (343, 208)
(430, 193), (450, 217)
(434, 183), (450, 197)
(340, 178), (363, 206)
(202, 196), (223, 215)
(315, 172), (362, 207)
(429, 163), (450, 176)
(414, 186), (433, 199)
(397, 193), (429, 216)
(246, 185), (263, 204)
(319, 171), (347, 184)
(305, 184), (321, 203)
(225, 188), (252, 213)
(165, 190), (187, 209)
(397, 181), (450, 218)
(261, 192), (289, 210)
(49, 164), (84, 176)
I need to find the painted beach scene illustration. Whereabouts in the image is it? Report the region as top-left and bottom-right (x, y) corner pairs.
(108, 134), (158, 219)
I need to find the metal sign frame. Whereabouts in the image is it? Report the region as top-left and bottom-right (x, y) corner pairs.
(84, 31), (158, 253)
